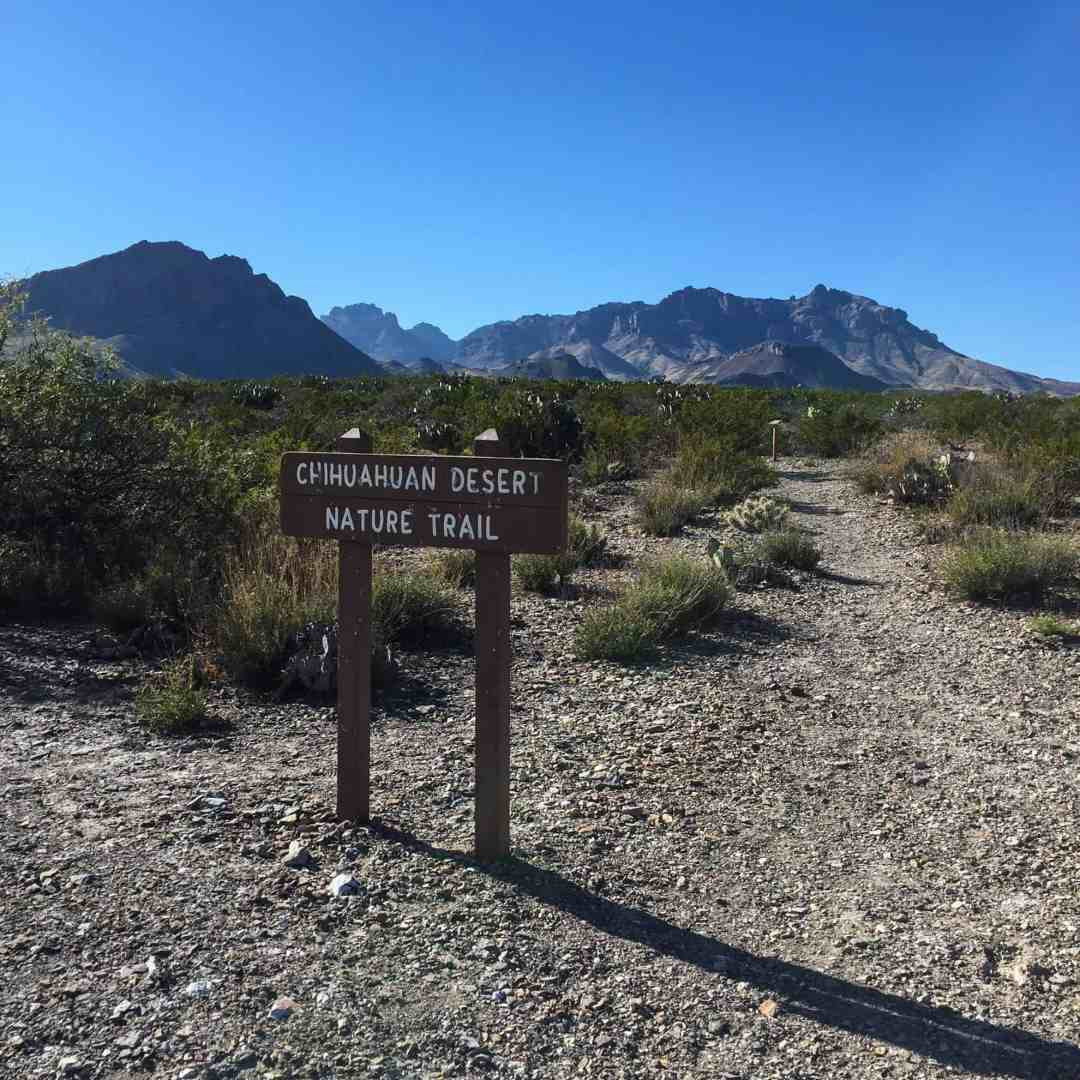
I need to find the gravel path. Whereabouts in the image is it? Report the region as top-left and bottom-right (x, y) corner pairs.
(2, 458), (1079, 1080)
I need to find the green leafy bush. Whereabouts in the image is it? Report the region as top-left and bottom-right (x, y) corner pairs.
(514, 514), (609, 593)
(938, 529), (1077, 601)
(1028, 614), (1078, 639)
(671, 438), (778, 503)
(797, 403), (883, 458)
(947, 475), (1046, 531)
(230, 381), (282, 409)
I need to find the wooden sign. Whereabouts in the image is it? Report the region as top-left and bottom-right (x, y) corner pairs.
(280, 452), (566, 553)
(278, 429), (568, 861)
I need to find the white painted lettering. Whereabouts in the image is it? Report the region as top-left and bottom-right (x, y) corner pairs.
(388, 466), (403, 490)
(459, 515), (475, 540)
(466, 468), (479, 494)
(371, 510), (384, 532)
(450, 466), (465, 493)
(401, 509), (414, 535)
(497, 469), (510, 495)
(328, 463), (342, 486)
(386, 510), (399, 533)
(343, 463), (356, 487)
(404, 466), (419, 491)
(482, 468), (495, 494)
(422, 465), (436, 491)
(326, 506), (339, 529)
(341, 507), (354, 530)
(360, 464), (372, 487)
(427, 511), (441, 535)
(442, 513), (457, 538)
(529, 471), (541, 495)
(512, 469), (526, 495)
(296, 462), (308, 485)
(374, 464), (388, 487)
(356, 509), (369, 530)
(484, 515), (499, 540)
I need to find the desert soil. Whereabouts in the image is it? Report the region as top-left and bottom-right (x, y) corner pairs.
(2, 458), (1079, 1080)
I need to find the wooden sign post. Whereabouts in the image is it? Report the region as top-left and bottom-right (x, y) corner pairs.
(279, 429), (568, 860)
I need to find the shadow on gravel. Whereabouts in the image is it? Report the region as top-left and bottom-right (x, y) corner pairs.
(774, 470), (837, 483)
(814, 569), (887, 588)
(369, 826), (1080, 1080)
(786, 500), (847, 516)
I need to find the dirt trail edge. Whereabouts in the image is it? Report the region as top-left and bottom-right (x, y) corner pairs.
(2, 458), (1079, 1080)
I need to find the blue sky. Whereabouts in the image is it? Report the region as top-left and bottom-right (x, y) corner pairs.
(6, 0), (1079, 380)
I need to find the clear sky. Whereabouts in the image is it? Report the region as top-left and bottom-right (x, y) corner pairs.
(6, 1), (1079, 380)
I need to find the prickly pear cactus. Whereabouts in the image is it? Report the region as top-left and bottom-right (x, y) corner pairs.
(723, 494), (789, 533)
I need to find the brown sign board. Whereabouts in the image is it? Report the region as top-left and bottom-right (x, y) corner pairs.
(279, 452), (568, 554)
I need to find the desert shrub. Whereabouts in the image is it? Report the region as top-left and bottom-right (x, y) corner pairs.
(636, 481), (712, 537)
(428, 549), (476, 588)
(211, 509), (338, 688)
(492, 386), (583, 458)
(724, 494), (789, 533)
(938, 529), (1078, 601)
(759, 529), (822, 571)
(514, 514), (608, 593)
(671, 437), (778, 502)
(513, 554), (566, 594)
(135, 655), (210, 735)
(0, 319), (238, 612)
(706, 537), (797, 589)
(890, 457), (956, 506)
(567, 514), (608, 567)
(574, 554), (730, 661)
(852, 431), (940, 495)
(370, 573), (461, 646)
(230, 381), (282, 409)
(946, 474), (1046, 531)
(797, 403), (883, 458)
(92, 550), (209, 635)
(1028, 614), (1078, 639)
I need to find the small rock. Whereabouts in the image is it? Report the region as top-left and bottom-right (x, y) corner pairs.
(758, 998), (780, 1018)
(58, 1058), (84, 1076)
(283, 841), (315, 870)
(110, 1000), (135, 1020)
(268, 995), (299, 1021)
(114, 1031), (141, 1049)
(328, 873), (361, 897)
(184, 980), (212, 998)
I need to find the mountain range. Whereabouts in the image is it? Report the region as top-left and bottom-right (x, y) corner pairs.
(11, 241), (1079, 394)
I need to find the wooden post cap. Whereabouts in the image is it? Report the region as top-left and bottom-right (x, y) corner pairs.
(337, 428), (372, 452)
(474, 429), (508, 456)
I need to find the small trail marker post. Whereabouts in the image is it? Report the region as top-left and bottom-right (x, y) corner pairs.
(769, 419), (783, 462)
(279, 429), (567, 860)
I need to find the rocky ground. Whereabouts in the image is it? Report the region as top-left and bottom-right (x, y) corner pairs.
(2, 458), (1079, 1080)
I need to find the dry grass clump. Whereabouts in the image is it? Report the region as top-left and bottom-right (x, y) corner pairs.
(636, 478), (712, 537)
(427, 550), (476, 588)
(852, 431), (941, 496)
(938, 529), (1077, 602)
(574, 554), (730, 661)
(758, 529), (823, 571)
(514, 514), (610, 594)
(135, 655), (210, 734)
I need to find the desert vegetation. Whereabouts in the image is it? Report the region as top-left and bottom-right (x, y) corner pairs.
(2, 284), (1078, 716)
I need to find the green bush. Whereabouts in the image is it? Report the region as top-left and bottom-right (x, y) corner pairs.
(798, 403), (883, 458)
(135, 655), (210, 735)
(513, 554), (567, 594)
(1028, 614), (1078, 639)
(574, 555), (731, 661)
(636, 482), (711, 537)
(939, 529), (1077, 601)
(671, 438), (778, 503)
(759, 529), (822, 571)
(0, 318), (238, 612)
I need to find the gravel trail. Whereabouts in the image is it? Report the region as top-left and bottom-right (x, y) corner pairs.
(2, 458), (1078, 1080)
